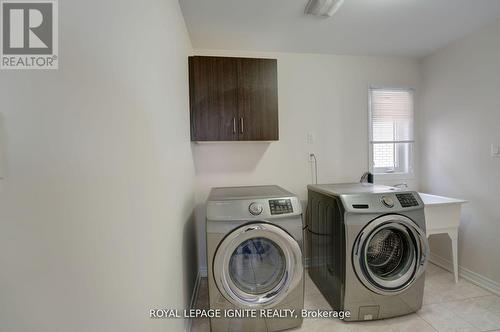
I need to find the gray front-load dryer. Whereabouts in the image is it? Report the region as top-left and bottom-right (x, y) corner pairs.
(206, 185), (304, 332)
(306, 183), (429, 321)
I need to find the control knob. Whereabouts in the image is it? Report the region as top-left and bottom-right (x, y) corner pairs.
(248, 202), (263, 216)
(381, 196), (395, 208)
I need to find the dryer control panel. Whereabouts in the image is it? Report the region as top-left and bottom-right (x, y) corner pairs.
(206, 196), (302, 221)
(269, 199), (293, 215)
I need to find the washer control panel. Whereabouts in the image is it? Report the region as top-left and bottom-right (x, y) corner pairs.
(248, 202), (264, 216)
(396, 193), (419, 207)
(337, 191), (423, 213)
(269, 199), (293, 215)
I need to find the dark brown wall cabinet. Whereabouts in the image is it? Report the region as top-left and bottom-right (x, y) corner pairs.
(189, 56), (278, 141)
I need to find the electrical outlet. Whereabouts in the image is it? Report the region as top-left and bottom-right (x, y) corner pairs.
(307, 133), (315, 145)
(491, 144), (500, 158)
(309, 153), (316, 162)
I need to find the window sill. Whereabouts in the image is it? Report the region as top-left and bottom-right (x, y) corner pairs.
(372, 172), (415, 181)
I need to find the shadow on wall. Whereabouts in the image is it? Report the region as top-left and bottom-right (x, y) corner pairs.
(195, 203), (208, 276)
(0, 113), (7, 179)
(182, 209), (198, 310)
(428, 233), (453, 261)
(192, 142), (270, 174)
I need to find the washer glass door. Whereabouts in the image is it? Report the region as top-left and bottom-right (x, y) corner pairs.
(353, 215), (429, 295)
(213, 223), (303, 307)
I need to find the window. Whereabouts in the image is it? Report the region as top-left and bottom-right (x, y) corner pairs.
(369, 88), (414, 177)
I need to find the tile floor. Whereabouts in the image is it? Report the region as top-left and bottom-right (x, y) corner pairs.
(191, 264), (500, 332)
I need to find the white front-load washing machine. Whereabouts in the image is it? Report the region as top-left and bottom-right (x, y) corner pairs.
(206, 185), (304, 332)
(306, 183), (430, 321)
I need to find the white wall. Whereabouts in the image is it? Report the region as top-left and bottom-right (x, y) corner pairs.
(419, 20), (500, 284)
(193, 50), (420, 274)
(0, 1), (196, 331)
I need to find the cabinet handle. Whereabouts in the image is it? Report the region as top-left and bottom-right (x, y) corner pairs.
(240, 118), (244, 134)
(233, 118), (236, 134)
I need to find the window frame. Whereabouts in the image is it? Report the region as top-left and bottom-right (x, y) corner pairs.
(368, 86), (415, 180)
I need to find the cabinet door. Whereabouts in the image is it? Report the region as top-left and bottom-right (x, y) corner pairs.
(189, 56), (238, 141)
(237, 58), (279, 141)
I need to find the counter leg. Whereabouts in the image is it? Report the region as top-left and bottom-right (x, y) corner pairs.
(448, 229), (459, 283)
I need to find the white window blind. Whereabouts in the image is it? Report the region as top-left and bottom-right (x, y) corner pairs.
(369, 88), (414, 174)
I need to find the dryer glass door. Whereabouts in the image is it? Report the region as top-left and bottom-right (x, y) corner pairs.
(353, 215), (429, 295)
(229, 237), (286, 295)
(213, 223), (303, 307)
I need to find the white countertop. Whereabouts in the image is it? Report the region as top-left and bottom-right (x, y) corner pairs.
(418, 192), (467, 206)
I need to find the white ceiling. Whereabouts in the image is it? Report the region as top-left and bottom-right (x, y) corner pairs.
(179, 0), (500, 58)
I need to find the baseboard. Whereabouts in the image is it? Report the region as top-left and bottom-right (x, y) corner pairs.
(185, 271), (202, 332)
(429, 253), (500, 296)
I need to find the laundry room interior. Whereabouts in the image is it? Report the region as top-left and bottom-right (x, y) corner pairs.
(1, 0), (500, 332)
